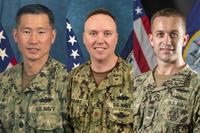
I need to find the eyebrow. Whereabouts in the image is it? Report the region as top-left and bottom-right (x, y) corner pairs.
(154, 29), (179, 33)
(19, 26), (50, 31)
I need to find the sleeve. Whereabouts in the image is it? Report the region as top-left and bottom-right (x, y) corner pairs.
(0, 73), (6, 132)
(193, 85), (200, 132)
(57, 67), (74, 133)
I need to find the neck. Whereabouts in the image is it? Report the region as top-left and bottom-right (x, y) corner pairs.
(91, 56), (118, 73)
(156, 59), (186, 75)
(23, 57), (48, 76)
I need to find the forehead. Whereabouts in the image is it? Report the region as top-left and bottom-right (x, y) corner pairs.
(152, 16), (183, 28)
(18, 13), (50, 27)
(84, 14), (116, 30)
(152, 16), (184, 32)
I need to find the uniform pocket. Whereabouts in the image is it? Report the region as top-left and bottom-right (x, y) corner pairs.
(107, 106), (134, 133)
(161, 99), (191, 125)
(108, 107), (133, 124)
(0, 97), (15, 130)
(70, 98), (89, 128)
(28, 112), (62, 130)
(27, 91), (63, 131)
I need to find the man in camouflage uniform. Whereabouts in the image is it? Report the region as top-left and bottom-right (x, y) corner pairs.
(0, 4), (69, 132)
(133, 8), (200, 132)
(67, 9), (134, 132)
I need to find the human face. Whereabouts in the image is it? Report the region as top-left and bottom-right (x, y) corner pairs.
(83, 14), (118, 62)
(149, 16), (188, 63)
(13, 14), (56, 63)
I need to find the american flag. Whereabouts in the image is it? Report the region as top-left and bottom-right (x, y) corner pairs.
(65, 18), (85, 72)
(0, 23), (17, 73)
(121, 0), (156, 75)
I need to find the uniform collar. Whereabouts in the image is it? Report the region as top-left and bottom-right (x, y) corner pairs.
(73, 58), (124, 91)
(15, 57), (56, 92)
(144, 65), (192, 92)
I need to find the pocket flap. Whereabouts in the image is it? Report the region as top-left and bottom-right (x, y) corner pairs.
(28, 113), (62, 130)
(109, 107), (133, 124)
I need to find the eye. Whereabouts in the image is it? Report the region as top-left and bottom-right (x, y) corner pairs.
(156, 32), (164, 38)
(22, 30), (31, 34)
(38, 31), (46, 35)
(170, 32), (178, 38)
(89, 31), (97, 36)
(104, 32), (112, 37)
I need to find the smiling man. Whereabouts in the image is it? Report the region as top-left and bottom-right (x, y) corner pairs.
(67, 9), (134, 132)
(132, 8), (200, 132)
(0, 4), (69, 132)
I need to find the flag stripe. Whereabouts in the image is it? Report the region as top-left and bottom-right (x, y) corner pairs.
(132, 52), (141, 75)
(5, 62), (14, 71)
(141, 15), (151, 34)
(10, 57), (17, 65)
(134, 17), (156, 70)
(133, 31), (150, 72)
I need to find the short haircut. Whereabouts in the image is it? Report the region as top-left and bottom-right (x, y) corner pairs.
(15, 4), (55, 29)
(151, 8), (186, 33)
(85, 8), (117, 29)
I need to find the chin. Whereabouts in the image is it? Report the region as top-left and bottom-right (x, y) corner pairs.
(93, 57), (106, 62)
(25, 55), (40, 61)
(27, 58), (39, 61)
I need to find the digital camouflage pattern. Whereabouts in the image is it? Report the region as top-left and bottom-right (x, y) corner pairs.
(0, 57), (69, 133)
(67, 58), (134, 133)
(133, 65), (200, 133)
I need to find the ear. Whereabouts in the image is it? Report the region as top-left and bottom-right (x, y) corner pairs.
(149, 33), (154, 47)
(51, 29), (56, 44)
(115, 32), (119, 43)
(83, 32), (86, 45)
(12, 28), (18, 44)
(183, 34), (189, 47)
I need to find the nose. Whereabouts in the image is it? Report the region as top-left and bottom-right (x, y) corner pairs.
(163, 34), (172, 44)
(96, 33), (104, 44)
(29, 32), (38, 44)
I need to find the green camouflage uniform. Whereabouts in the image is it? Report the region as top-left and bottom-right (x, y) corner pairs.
(67, 58), (134, 133)
(0, 57), (69, 133)
(133, 65), (200, 133)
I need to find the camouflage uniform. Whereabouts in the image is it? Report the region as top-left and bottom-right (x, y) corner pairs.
(133, 65), (200, 132)
(0, 57), (69, 133)
(67, 58), (134, 133)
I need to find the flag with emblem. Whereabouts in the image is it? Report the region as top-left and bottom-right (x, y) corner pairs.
(0, 23), (17, 73)
(121, 0), (156, 75)
(183, 0), (200, 73)
(65, 18), (85, 72)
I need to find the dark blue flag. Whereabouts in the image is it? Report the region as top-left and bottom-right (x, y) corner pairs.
(65, 18), (85, 72)
(183, 0), (200, 72)
(0, 23), (17, 73)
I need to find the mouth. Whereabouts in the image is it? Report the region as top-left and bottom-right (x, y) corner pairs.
(27, 48), (39, 54)
(159, 47), (175, 54)
(94, 47), (106, 51)
(160, 48), (174, 51)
